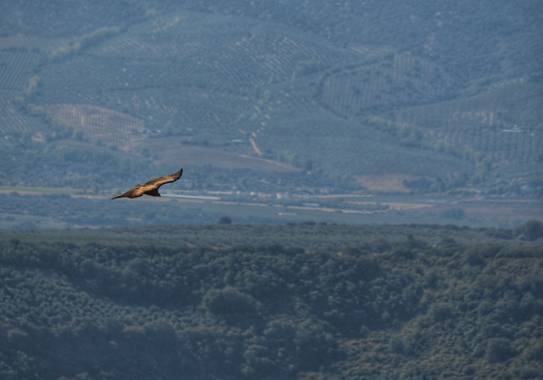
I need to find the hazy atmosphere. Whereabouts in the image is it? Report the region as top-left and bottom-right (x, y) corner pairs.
(1, 1), (542, 379)
(1, 0), (542, 227)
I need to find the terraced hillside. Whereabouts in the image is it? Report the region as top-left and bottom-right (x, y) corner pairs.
(0, 0), (541, 196)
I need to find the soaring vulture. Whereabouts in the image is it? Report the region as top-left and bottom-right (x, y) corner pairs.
(112, 169), (183, 199)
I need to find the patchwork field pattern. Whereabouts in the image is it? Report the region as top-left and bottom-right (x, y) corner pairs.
(0, 1), (541, 196)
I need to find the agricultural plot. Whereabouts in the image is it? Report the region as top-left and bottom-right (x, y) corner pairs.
(317, 53), (456, 118)
(37, 56), (131, 103)
(140, 137), (300, 173)
(0, 1), (541, 195)
(96, 10), (355, 76)
(0, 49), (43, 92)
(115, 88), (254, 136)
(393, 81), (543, 172)
(37, 11), (366, 150)
(38, 104), (145, 149)
(0, 96), (41, 137)
(264, 130), (471, 180)
(81, 11), (357, 131)
(0, 34), (68, 56)
(0, 0), (147, 37)
(252, 73), (473, 180)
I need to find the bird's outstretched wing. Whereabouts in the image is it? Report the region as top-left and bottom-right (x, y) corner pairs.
(112, 169), (183, 199)
(112, 187), (140, 199)
(144, 169), (183, 189)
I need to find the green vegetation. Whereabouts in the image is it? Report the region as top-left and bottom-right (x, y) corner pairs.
(1, 224), (542, 379)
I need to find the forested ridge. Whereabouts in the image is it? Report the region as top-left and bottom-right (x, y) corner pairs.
(1, 224), (542, 379)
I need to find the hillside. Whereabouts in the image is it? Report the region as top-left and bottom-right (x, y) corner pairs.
(1, 224), (542, 379)
(0, 1), (542, 197)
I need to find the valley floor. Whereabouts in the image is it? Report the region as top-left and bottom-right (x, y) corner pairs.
(0, 186), (541, 229)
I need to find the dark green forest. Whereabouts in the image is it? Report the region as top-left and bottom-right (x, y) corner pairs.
(1, 224), (542, 379)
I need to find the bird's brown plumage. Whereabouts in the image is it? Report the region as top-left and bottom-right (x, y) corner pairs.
(112, 169), (183, 199)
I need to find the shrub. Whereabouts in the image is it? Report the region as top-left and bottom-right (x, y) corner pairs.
(525, 340), (543, 362)
(242, 344), (276, 376)
(218, 216), (232, 225)
(485, 338), (514, 363)
(294, 319), (339, 370)
(430, 303), (454, 322)
(388, 336), (405, 354)
(203, 287), (259, 317)
(441, 208), (465, 220)
(466, 250), (486, 267)
(517, 220), (543, 241)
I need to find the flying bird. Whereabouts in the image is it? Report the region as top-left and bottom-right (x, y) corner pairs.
(112, 169), (183, 199)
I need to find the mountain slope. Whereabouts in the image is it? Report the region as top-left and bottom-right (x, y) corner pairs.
(0, 1), (541, 195)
